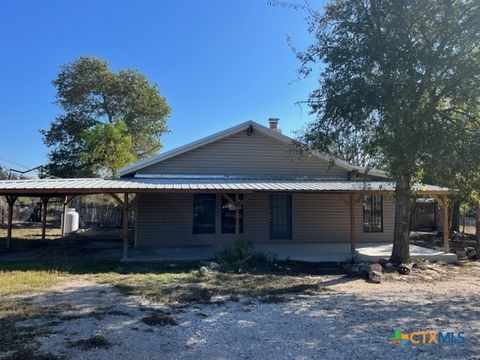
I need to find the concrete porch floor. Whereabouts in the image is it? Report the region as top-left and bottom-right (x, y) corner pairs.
(126, 243), (353, 262)
(125, 242), (457, 264)
(355, 243), (458, 264)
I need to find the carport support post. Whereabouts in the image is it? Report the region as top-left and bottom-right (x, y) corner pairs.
(41, 196), (49, 241)
(61, 196), (68, 237)
(349, 193), (356, 256)
(123, 193), (129, 260)
(442, 195), (449, 253)
(5, 195), (17, 250)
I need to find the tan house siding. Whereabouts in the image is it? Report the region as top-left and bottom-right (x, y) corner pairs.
(129, 121), (395, 254)
(293, 193), (394, 243)
(139, 130), (349, 178)
(293, 194), (350, 242)
(135, 193), (394, 247)
(136, 193), (270, 247)
(136, 193), (193, 247)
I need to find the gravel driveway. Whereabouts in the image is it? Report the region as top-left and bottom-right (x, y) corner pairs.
(4, 264), (480, 360)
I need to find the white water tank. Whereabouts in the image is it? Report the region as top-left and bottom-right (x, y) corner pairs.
(60, 207), (73, 231)
(63, 208), (79, 234)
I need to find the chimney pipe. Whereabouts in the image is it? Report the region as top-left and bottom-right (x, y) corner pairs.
(268, 118), (280, 132)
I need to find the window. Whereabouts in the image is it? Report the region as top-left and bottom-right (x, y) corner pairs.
(363, 195), (383, 232)
(193, 194), (216, 234)
(269, 194), (292, 239)
(221, 194), (243, 234)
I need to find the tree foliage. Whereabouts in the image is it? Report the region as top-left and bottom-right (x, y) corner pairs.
(0, 167), (10, 180)
(0, 166), (30, 180)
(41, 56), (170, 177)
(298, 0), (480, 263)
(81, 119), (136, 177)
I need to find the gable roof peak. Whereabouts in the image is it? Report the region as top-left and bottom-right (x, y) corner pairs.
(118, 120), (388, 178)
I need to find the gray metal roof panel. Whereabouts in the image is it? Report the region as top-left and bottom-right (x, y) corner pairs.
(0, 177), (449, 193)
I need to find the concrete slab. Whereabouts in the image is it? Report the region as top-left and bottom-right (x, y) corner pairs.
(125, 245), (219, 261)
(125, 243), (354, 263)
(125, 242), (457, 264)
(256, 243), (352, 263)
(356, 243), (458, 264)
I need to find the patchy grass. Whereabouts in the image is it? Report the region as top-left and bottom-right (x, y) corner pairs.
(0, 259), (200, 275)
(0, 269), (69, 295)
(0, 299), (73, 357)
(0, 299), (74, 320)
(66, 335), (112, 350)
(1, 348), (65, 360)
(0, 297), (130, 358)
(0, 259), (201, 296)
(0, 258), (335, 304)
(0, 259), (113, 295)
(99, 270), (329, 304)
(141, 312), (177, 326)
(0, 226), (130, 257)
(0, 225), (63, 244)
(0, 225), (344, 301)
(259, 295), (290, 303)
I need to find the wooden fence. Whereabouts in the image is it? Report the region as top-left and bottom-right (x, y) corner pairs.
(0, 201), (135, 229)
(0, 202), (28, 224)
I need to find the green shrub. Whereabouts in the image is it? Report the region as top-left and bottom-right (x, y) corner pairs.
(214, 236), (276, 272)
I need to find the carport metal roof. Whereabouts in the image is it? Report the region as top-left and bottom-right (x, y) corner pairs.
(0, 177), (449, 195)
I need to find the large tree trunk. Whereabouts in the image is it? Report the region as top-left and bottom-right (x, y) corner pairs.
(390, 176), (412, 264)
(476, 201), (480, 257)
(450, 200), (460, 233)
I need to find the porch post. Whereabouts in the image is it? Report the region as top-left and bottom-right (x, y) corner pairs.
(235, 193), (240, 236)
(442, 195), (449, 253)
(61, 196), (68, 237)
(5, 195), (17, 251)
(123, 192), (129, 260)
(41, 196), (49, 241)
(349, 193), (356, 256)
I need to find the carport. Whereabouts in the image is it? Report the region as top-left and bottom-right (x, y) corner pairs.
(0, 178), (142, 259)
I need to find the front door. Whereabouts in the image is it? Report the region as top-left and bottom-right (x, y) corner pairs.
(269, 194), (292, 239)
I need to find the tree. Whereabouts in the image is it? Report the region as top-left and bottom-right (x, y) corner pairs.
(82, 119), (136, 177)
(41, 56), (170, 177)
(0, 166), (30, 180)
(422, 115), (480, 251)
(298, 0), (480, 263)
(0, 167), (8, 180)
(302, 122), (381, 168)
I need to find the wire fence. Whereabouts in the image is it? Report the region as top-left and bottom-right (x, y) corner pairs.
(460, 215), (476, 235)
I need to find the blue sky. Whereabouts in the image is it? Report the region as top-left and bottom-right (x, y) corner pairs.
(0, 0), (324, 175)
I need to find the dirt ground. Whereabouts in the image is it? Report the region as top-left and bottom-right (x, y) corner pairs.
(1, 261), (479, 360)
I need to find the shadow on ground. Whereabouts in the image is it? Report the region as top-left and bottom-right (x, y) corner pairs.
(1, 278), (479, 360)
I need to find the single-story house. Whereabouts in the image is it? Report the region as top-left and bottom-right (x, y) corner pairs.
(0, 119), (450, 261)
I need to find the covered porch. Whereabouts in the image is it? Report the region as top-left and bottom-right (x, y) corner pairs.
(0, 177), (451, 262)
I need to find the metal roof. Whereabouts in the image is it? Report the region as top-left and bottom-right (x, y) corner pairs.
(0, 177), (449, 195)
